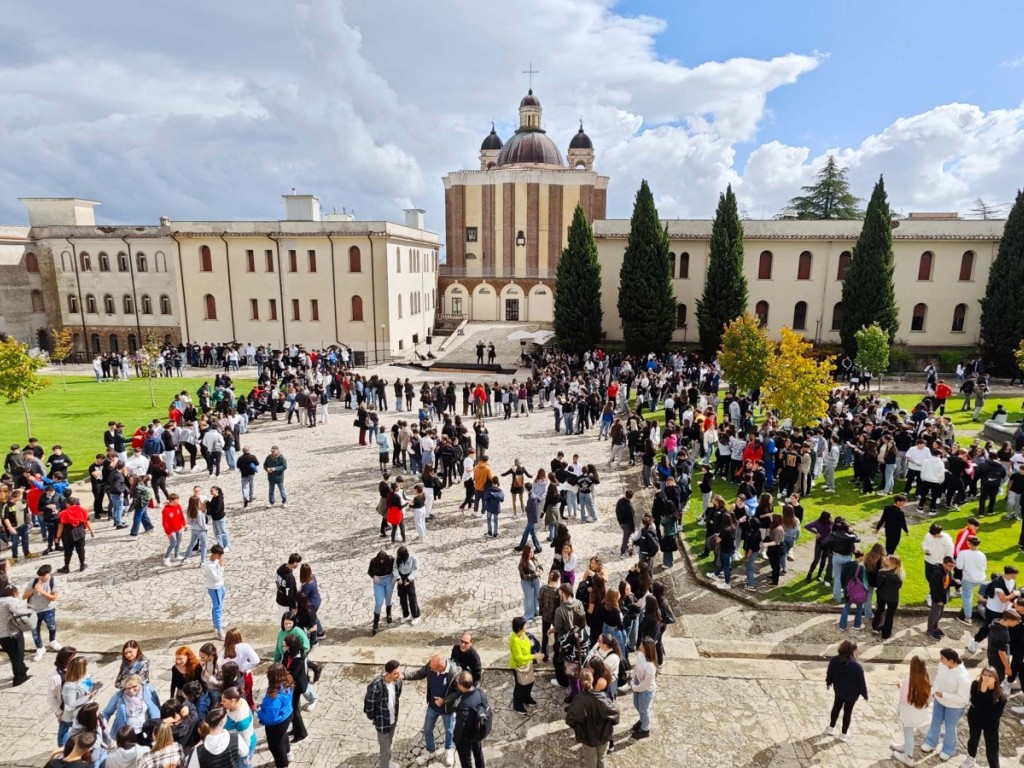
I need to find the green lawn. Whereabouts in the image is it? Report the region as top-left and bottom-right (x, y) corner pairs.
(647, 390), (1024, 605)
(1, 375), (255, 481)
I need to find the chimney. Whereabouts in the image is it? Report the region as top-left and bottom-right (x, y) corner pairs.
(403, 208), (426, 230)
(282, 193), (321, 222)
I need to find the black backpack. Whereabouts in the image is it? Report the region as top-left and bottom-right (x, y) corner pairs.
(474, 691), (494, 740)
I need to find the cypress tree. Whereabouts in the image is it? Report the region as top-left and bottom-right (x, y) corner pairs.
(553, 203), (603, 353)
(617, 180), (676, 355)
(839, 176), (899, 355)
(696, 185), (748, 358)
(979, 189), (1024, 373)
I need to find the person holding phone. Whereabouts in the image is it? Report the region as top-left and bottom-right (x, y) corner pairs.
(23, 564), (61, 663)
(61, 657), (101, 744)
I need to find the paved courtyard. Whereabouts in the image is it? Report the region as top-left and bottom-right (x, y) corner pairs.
(3, 362), (1024, 767)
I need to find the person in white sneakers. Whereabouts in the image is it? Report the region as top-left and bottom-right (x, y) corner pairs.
(919, 648), (971, 761)
(203, 545), (226, 640)
(405, 653), (461, 767)
(960, 666), (1006, 768)
(922, 524), (954, 607)
(824, 639), (868, 743)
(967, 565), (1019, 653)
(23, 563), (61, 663)
(890, 655), (931, 765)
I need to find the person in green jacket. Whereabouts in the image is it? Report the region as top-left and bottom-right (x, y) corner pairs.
(273, 613), (309, 663)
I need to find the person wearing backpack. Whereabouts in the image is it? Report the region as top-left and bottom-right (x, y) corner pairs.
(0, 582), (32, 686)
(23, 563), (62, 663)
(452, 671), (487, 767)
(838, 550), (869, 631)
(565, 667), (620, 768)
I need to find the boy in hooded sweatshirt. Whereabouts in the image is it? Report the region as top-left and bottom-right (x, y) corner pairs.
(221, 686), (255, 768)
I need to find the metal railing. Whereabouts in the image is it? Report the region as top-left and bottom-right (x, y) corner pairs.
(440, 267), (555, 279)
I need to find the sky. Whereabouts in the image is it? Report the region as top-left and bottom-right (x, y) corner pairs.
(1, 0), (1023, 237)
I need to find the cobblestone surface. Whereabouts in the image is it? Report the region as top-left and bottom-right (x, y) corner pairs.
(3, 360), (1024, 767)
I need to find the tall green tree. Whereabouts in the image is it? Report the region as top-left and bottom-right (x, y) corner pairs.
(854, 323), (890, 392)
(554, 203), (603, 353)
(786, 155), (863, 220)
(617, 179), (675, 355)
(980, 189), (1024, 373)
(718, 313), (773, 394)
(0, 336), (49, 438)
(839, 176), (899, 355)
(696, 185), (748, 358)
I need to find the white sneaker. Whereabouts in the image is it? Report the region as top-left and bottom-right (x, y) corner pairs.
(305, 699), (318, 712)
(550, 679), (563, 687)
(1002, 681), (1012, 697)
(1011, 705), (1024, 714)
(216, 629), (225, 640)
(825, 726), (835, 735)
(939, 753), (953, 761)
(715, 582), (732, 590)
(411, 617), (422, 625)
(162, 558), (171, 567)
(958, 757), (975, 768)
(415, 752), (436, 767)
(892, 753), (914, 766)
(920, 743), (935, 752)
(389, 762), (400, 768)
(33, 647), (46, 662)
(222, 547), (230, 553)
(48, 641), (62, 651)
(966, 640), (979, 654)
(444, 748), (454, 767)
(837, 732), (850, 743)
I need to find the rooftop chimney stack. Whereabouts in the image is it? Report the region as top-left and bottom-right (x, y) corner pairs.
(282, 193), (321, 222)
(403, 208), (426, 230)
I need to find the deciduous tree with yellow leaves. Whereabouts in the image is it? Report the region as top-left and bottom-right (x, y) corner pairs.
(718, 312), (773, 395)
(0, 336), (50, 438)
(761, 327), (835, 428)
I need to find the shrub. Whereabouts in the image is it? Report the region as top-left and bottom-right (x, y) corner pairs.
(888, 345), (917, 373)
(937, 349), (965, 374)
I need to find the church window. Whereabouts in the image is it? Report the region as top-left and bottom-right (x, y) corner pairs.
(797, 251), (812, 280)
(758, 251), (773, 280)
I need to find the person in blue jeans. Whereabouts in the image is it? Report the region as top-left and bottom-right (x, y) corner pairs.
(921, 648), (971, 760)
(368, 550), (395, 636)
(264, 446), (289, 508)
(741, 513), (762, 591)
(515, 486), (542, 552)
(518, 546), (541, 620)
(203, 545), (226, 639)
(405, 653), (459, 765)
(128, 476), (155, 538)
(837, 550), (868, 631)
(823, 517), (860, 603)
(24, 563), (61, 662)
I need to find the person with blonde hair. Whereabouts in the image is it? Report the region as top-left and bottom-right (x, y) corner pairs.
(136, 722), (182, 768)
(891, 655), (931, 764)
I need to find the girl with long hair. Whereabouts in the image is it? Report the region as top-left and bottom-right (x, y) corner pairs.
(862, 542), (886, 623)
(825, 640), (868, 741)
(115, 641), (150, 688)
(169, 646), (203, 699)
(871, 555), (905, 640)
(218, 629), (260, 707)
(139, 723), (183, 768)
(181, 488), (210, 564)
(763, 513), (786, 585)
(630, 637), (658, 739)
(187, 706), (241, 768)
(68, 702), (113, 768)
(892, 655), (931, 764)
(962, 666), (1007, 768)
(257, 664), (294, 768)
(518, 544), (541, 621)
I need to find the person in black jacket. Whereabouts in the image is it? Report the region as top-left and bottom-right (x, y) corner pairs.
(276, 553), (302, 618)
(237, 447), (260, 509)
(565, 668), (619, 767)
(452, 672), (486, 768)
(926, 557), (957, 640)
(871, 556), (904, 640)
(964, 667), (1006, 768)
(875, 495), (909, 555)
(615, 491), (636, 558)
(450, 633), (482, 684)
(825, 640), (868, 741)
(282, 634), (309, 744)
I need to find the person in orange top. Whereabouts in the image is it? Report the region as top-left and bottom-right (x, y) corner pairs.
(161, 493), (187, 567)
(934, 380), (953, 415)
(472, 456), (495, 513)
(55, 498), (94, 573)
(130, 425), (148, 451)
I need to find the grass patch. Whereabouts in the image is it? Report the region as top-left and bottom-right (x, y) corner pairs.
(1, 375), (255, 481)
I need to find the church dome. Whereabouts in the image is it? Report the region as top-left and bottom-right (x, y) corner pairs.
(496, 131), (564, 167)
(519, 88), (541, 108)
(569, 124), (593, 150)
(480, 126), (503, 151)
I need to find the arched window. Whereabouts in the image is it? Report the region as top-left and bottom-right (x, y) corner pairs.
(117, 252), (129, 272)
(951, 303), (967, 332)
(917, 251), (933, 281)
(398, 294), (403, 318)
(200, 245), (213, 272)
(141, 295), (152, 315)
(123, 295), (134, 314)
(351, 295), (364, 321)
(758, 251), (773, 280)
(676, 303), (687, 328)
(396, 247), (402, 273)
(79, 252), (92, 272)
(155, 251), (167, 273)
(679, 252), (690, 279)
(31, 290), (44, 312)
(204, 294), (217, 320)
(103, 294), (115, 315)
(959, 251), (975, 281)
(755, 300), (769, 326)
(160, 295), (171, 315)
(90, 333), (101, 353)
(85, 294), (97, 314)
(797, 251), (812, 280)
(25, 252), (39, 272)
(831, 302), (843, 331)
(911, 303), (927, 331)
(109, 334), (120, 353)
(98, 252), (110, 272)
(669, 252), (676, 279)
(349, 246), (361, 272)
(68, 294), (79, 314)
(72, 333), (81, 351)
(127, 334), (138, 353)
(60, 251), (70, 271)
(136, 253), (148, 272)
(792, 301), (808, 330)
(837, 251), (852, 280)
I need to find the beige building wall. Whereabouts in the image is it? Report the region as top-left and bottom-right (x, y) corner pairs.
(595, 218), (1003, 349)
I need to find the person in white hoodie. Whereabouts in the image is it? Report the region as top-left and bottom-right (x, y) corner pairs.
(890, 655), (932, 765)
(918, 448), (947, 516)
(187, 706), (244, 768)
(105, 726), (150, 768)
(922, 524), (955, 607)
(920, 648), (971, 761)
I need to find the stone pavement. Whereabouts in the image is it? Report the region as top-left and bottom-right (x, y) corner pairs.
(2, 366), (1024, 767)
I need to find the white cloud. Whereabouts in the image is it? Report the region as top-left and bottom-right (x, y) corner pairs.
(0, 0), (1020, 233)
(1000, 55), (1024, 68)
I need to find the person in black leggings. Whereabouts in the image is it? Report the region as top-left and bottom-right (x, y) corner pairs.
(964, 667), (1006, 768)
(825, 640), (868, 741)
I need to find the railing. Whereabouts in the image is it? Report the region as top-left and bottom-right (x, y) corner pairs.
(440, 267), (555, 279)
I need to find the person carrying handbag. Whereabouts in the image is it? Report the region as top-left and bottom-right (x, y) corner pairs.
(0, 583), (33, 685)
(838, 550), (869, 631)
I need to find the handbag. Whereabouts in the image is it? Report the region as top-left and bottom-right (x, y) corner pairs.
(846, 565), (868, 604)
(8, 601), (34, 634)
(563, 661), (581, 679)
(514, 663), (536, 686)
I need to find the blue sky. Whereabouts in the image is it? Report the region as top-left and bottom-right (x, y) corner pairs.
(0, 0), (1022, 227)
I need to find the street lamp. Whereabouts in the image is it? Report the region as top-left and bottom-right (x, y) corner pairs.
(515, 230), (526, 247)
(380, 324), (386, 363)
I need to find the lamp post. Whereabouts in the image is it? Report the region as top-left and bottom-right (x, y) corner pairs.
(380, 324), (386, 363)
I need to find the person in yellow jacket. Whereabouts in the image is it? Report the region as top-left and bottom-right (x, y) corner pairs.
(509, 616), (541, 714)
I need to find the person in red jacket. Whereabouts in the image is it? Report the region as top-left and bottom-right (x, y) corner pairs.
(934, 380), (953, 415)
(161, 493), (187, 566)
(55, 499), (93, 573)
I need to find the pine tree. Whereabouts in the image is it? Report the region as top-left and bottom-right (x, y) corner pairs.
(617, 180), (676, 355)
(980, 189), (1024, 373)
(696, 185), (748, 358)
(786, 155), (863, 220)
(553, 203), (603, 353)
(839, 176), (899, 355)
